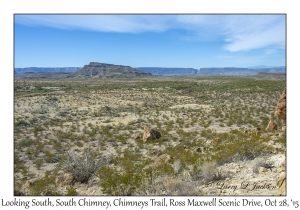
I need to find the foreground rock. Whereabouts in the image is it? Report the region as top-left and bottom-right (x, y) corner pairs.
(143, 126), (161, 142)
(266, 120), (277, 131)
(275, 88), (286, 120)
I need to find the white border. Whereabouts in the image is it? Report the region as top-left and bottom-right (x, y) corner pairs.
(2, 1), (298, 209)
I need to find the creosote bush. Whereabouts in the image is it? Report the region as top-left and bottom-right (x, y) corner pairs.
(99, 167), (142, 196)
(62, 148), (106, 183)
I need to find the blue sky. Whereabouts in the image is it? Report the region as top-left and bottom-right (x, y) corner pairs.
(14, 14), (286, 69)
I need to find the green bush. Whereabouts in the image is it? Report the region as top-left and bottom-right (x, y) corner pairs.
(35, 159), (44, 170)
(18, 139), (34, 147)
(66, 186), (77, 196)
(28, 171), (61, 196)
(99, 167), (142, 196)
(44, 150), (56, 163)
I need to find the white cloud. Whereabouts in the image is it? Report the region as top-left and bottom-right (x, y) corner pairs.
(175, 15), (285, 52)
(222, 16), (285, 52)
(14, 15), (175, 33)
(15, 14), (285, 52)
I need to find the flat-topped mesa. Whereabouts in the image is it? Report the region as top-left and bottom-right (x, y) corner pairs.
(71, 62), (152, 78)
(88, 62), (130, 67)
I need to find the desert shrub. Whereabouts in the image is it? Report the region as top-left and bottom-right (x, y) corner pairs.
(194, 161), (218, 183)
(61, 148), (107, 183)
(15, 120), (30, 127)
(33, 126), (44, 137)
(155, 163), (174, 176)
(14, 155), (26, 173)
(28, 170), (61, 196)
(35, 158), (44, 170)
(18, 138), (34, 147)
(76, 141), (84, 147)
(135, 176), (202, 196)
(99, 166), (142, 196)
(252, 157), (268, 174)
(44, 150), (57, 163)
(208, 130), (273, 164)
(66, 186), (77, 196)
(200, 129), (215, 139)
(278, 133), (286, 146)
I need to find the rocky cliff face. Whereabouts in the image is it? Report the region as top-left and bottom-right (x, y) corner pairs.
(71, 62), (152, 78)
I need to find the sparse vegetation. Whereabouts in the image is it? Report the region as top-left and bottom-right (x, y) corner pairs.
(14, 76), (286, 195)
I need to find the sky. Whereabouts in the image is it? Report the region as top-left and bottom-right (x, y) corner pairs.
(14, 14), (286, 69)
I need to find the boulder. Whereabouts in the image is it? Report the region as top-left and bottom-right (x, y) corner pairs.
(194, 147), (206, 153)
(275, 88), (286, 121)
(143, 126), (161, 142)
(266, 120), (277, 131)
(276, 172), (286, 196)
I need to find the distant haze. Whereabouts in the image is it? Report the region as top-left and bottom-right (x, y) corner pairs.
(14, 64), (286, 76)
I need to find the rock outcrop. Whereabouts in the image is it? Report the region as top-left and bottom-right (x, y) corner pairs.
(266, 120), (278, 131)
(71, 62), (152, 78)
(277, 172), (286, 195)
(275, 88), (286, 120)
(143, 126), (161, 142)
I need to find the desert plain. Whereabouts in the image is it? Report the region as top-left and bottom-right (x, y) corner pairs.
(14, 76), (286, 196)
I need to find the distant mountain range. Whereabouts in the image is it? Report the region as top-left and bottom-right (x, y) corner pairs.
(14, 67), (80, 74)
(137, 66), (285, 76)
(198, 66), (286, 76)
(136, 67), (198, 76)
(14, 64), (286, 78)
(14, 62), (152, 79)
